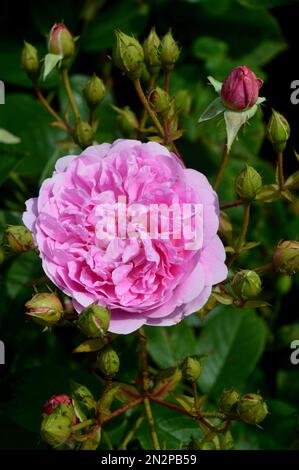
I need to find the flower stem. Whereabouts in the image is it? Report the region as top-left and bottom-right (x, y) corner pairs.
(220, 199), (243, 210)
(214, 145), (229, 190)
(34, 84), (68, 131)
(144, 397), (160, 450)
(228, 203), (251, 268)
(255, 261), (274, 274)
(61, 67), (81, 122)
(71, 419), (94, 433)
(103, 398), (142, 423)
(133, 79), (164, 137)
(277, 151), (285, 191)
(164, 71), (171, 94)
(118, 414), (144, 450)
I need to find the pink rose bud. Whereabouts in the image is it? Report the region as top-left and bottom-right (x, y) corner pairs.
(48, 22), (75, 58)
(221, 65), (263, 111)
(43, 395), (77, 425)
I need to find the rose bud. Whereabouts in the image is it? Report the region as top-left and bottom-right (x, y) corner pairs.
(25, 292), (64, 327)
(48, 22), (75, 59)
(97, 345), (120, 377)
(235, 164), (262, 201)
(149, 87), (171, 116)
(77, 301), (110, 338)
(232, 270), (262, 300)
(21, 41), (40, 80)
(43, 394), (77, 425)
(219, 389), (240, 415)
(273, 240), (299, 275)
(143, 27), (161, 77)
(221, 65), (263, 111)
(41, 402), (74, 447)
(84, 74), (105, 109)
(160, 30), (180, 72)
(113, 30), (144, 81)
(116, 106), (139, 137)
(5, 225), (34, 253)
(266, 109), (290, 153)
(182, 356), (201, 383)
(74, 120), (94, 149)
(237, 393), (268, 425)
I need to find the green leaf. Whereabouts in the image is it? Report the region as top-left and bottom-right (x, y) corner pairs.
(5, 251), (43, 299)
(73, 338), (105, 354)
(0, 129), (21, 144)
(224, 105), (258, 152)
(235, 0), (298, 9)
(43, 53), (63, 80)
(197, 307), (267, 397)
(198, 97), (225, 123)
(0, 143), (25, 186)
(192, 36), (228, 59)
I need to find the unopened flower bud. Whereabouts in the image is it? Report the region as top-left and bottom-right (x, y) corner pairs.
(41, 403), (74, 446)
(97, 345), (120, 377)
(174, 89), (192, 115)
(113, 106), (139, 136)
(273, 240), (299, 275)
(84, 74), (105, 109)
(182, 356), (201, 383)
(149, 87), (171, 116)
(113, 30), (144, 81)
(77, 301), (110, 338)
(237, 393), (268, 425)
(143, 27), (161, 76)
(5, 225), (34, 253)
(25, 292), (64, 326)
(74, 120), (93, 149)
(219, 389), (240, 415)
(266, 109), (290, 153)
(21, 41), (40, 80)
(43, 395), (77, 425)
(235, 164), (262, 200)
(221, 65), (263, 111)
(160, 30), (180, 72)
(232, 270), (262, 299)
(48, 23), (75, 59)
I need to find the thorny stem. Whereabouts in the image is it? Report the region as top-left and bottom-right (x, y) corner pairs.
(34, 84), (69, 131)
(133, 79), (164, 137)
(227, 203), (251, 268)
(61, 67), (81, 122)
(214, 145), (229, 190)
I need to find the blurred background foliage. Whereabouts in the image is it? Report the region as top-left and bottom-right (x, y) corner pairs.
(0, 0), (299, 450)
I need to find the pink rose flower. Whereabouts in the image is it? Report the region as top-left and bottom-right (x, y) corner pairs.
(221, 65), (263, 111)
(23, 140), (227, 334)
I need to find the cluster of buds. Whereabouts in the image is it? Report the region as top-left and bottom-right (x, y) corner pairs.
(219, 389), (268, 425)
(113, 28), (180, 80)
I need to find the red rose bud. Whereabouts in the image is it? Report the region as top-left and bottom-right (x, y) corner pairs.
(25, 292), (64, 326)
(5, 225), (34, 253)
(48, 23), (75, 59)
(221, 65), (263, 111)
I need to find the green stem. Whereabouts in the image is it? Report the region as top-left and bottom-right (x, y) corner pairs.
(118, 414), (144, 450)
(277, 151), (285, 191)
(220, 200), (243, 210)
(214, 145), (229, 190)
(133, 79), (164, 137)
(34, 84), (69, 131)
(164, 71), (171, 94)
(61, 67), (81, 121)
(228, 203), (251, 268)
(139, 76), (156, 133)
(71, 419), (93, 433)
(144, 397), (160, 450)
(192, 383), (200, 414)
